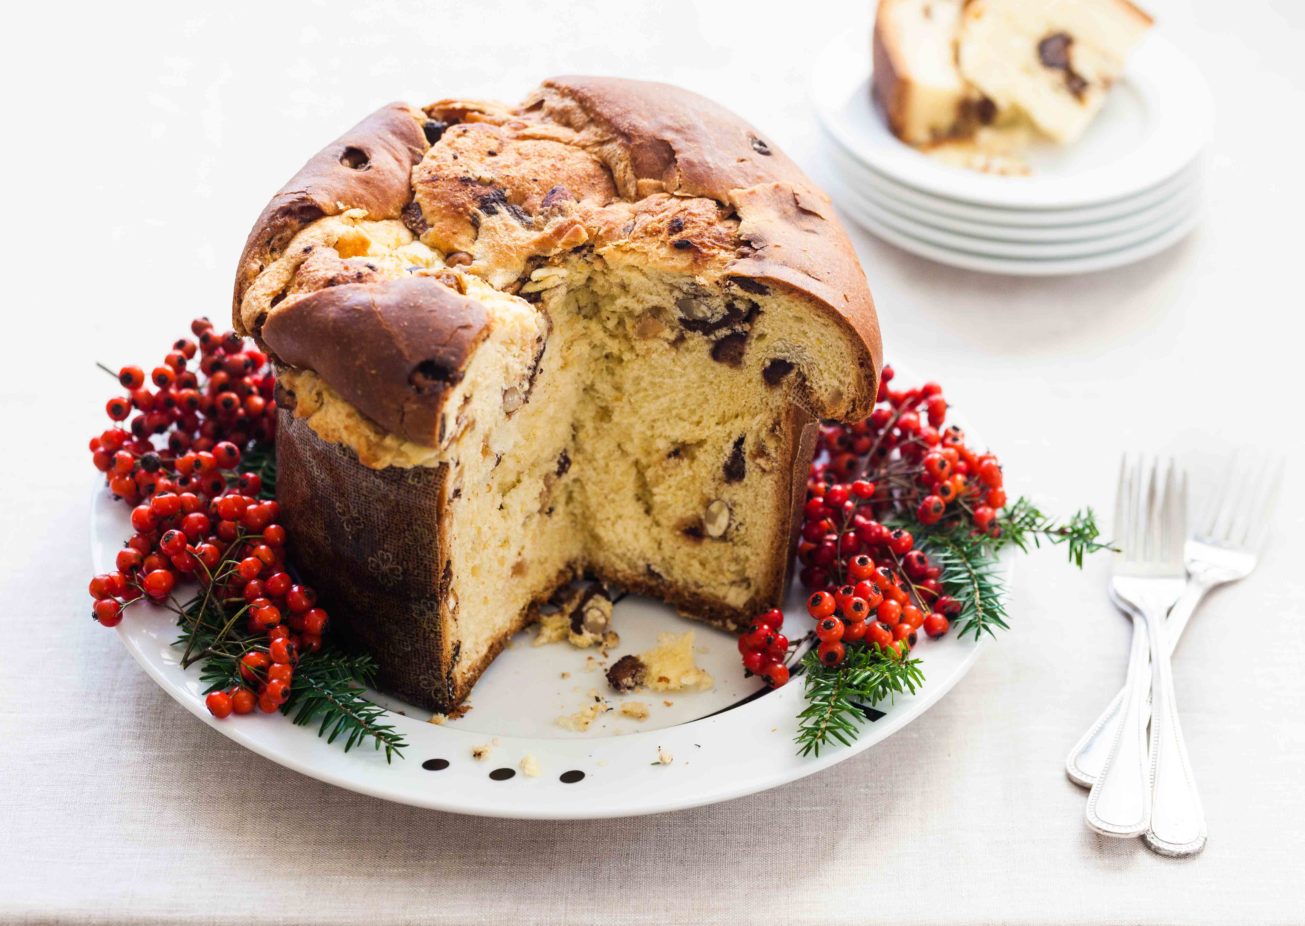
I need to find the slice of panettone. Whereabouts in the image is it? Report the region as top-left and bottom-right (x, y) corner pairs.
(957, 0), (1153, 144)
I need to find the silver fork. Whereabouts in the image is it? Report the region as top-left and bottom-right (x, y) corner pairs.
(1085, 459), (1202, 853)
(1066, 454), (1283, 791)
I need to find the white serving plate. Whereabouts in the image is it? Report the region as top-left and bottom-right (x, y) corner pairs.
(826, 142), (1203, 238)
(835, 188), (1201, 276)
(810, 30), (1213, 211)
(91, 433), (1007, 819)
(840, 175), (1201, 259)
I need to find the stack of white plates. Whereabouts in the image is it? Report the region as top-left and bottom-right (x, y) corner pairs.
(809, 32), (1214, 275)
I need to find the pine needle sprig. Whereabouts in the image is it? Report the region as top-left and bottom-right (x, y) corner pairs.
(286, 652), (407, 762)
(916, 529), (1011, 640)
(796, 645), (925, 757)
(994, 497), (1112, 566)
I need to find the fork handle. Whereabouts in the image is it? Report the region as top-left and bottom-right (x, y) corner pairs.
(1144, 604), (1207, 856)
(1084, 610), (1153, 837)
(1065, 581), (1210, 787)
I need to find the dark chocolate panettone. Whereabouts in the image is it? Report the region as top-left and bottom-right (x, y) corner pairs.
(235, 77), (881, 711)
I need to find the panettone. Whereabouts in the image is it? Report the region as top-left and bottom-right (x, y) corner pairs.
(232, 77), (881, 711)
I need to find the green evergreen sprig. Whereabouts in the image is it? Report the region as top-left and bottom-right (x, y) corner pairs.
(796, 645), (925, 757)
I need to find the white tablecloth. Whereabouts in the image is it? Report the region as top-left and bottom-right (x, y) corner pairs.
(3, 1), (1304, 923)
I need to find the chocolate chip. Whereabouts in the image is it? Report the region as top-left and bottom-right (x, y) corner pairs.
(749, 135), (772, 156)
(540, 185), (574, 211)
(410, 358), (461, 393)
(763, 358), (794, 386)
(401, 200), (429, 236)
(556, 450), (571, 476)
(668, 216), (685, 234)
(607, 655), (647, 692)
(723, 436), (746, 483)
(711, 332), (748, 366)
(672, 239), (694, 251)
(476, 188), (532, 226)
(681, 521), (705, 541)
(1037, 32), (1090, 100)
(445, 251), (473, 267)
(339, 147), (370, 170)
(729, 276), (770, 295)
(422, 119), (448, 145)
(1038, 32), (1072, 69)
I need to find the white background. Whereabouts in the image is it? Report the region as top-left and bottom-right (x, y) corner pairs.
(2, 0), (1304, 923)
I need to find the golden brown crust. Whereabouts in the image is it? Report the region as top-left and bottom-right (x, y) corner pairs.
(263, 277), (489, 446)
(233, 102), (427, 338)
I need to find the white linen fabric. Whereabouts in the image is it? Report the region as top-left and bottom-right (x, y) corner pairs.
(2, 1), (1303, 923)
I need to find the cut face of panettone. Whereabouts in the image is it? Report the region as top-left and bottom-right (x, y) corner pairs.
(233, 78), (881, 712)
(957, 0), (1154, 144)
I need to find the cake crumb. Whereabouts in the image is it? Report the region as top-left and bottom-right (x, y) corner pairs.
(533, 582), (615, 649)
(471, 738), (499, 761)
(620, 701), (651, 721)
(663, 700), (674, 707)
(556, 690), (610, 732)
(427, 713), (446, 725)
(656, 746), (673, 765)
(608, 632), (714, 694)
(520, 754), (541, 777)
(560, 671), (571, 680)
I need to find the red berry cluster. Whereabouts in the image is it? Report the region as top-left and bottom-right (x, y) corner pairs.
(736, 609), (791, 688)
(89, 317), (276, 505)
(744, 366), (1008, 685)
(87, 319), (329, 720)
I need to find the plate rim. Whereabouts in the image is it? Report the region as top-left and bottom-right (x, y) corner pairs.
(839, 176), (1201, 258)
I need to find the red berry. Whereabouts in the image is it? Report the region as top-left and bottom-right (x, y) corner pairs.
(923, 614), (950, 638)
(205, 691), (233, 718)
(893, 622), (916, 643)
(853, 580), (883, 609)
(151, 366), (176, 389)
(755, 608), (784, 630)
(213, 441), (241, 468)
(231, 687), (256, 715)
(142, 569), (175, 599)
(742, 650), (767, 674)
(901, 605), (924, 629)
(130, 505), (157, 532)
(916, 495), (945, 526)
(847, 554), (875, 581)
(817, 640), (846, 667)
(762, 663), (790, 688)
(973, 506), (996, 532)
(106, 397), (131, 421)
(815, 617), (844, 643)
(302, 608), (328, 636)
(977, 457), (1003, 488)
(841, 597), (870, 622)
(887, 529), (914, 556)
(842, 618), (867, 643)
(159, 529), (187, 556)
(850, 479), (876, 499)
(93, 599), (123, 627)
(806, 591), (836, 620)
(118, 365), (145, 389)
(867, 621), (893, 649)
(239, 651), (270, 684)
(877, 600), (902, 626)
(269, 638), (296, 665)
